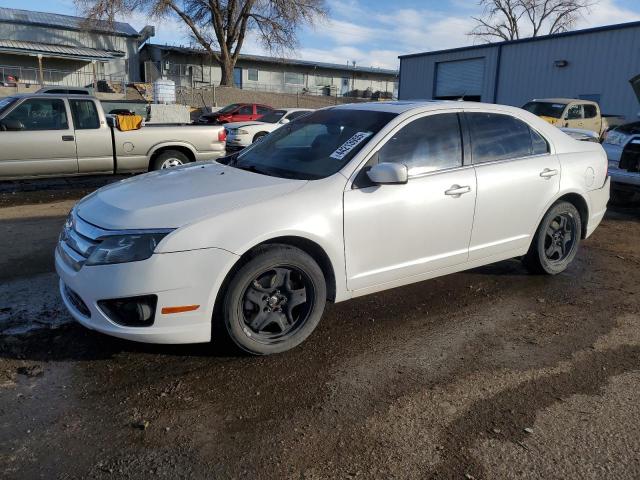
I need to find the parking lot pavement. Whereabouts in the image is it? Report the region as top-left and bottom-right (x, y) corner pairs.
(1, 185), (640, 480)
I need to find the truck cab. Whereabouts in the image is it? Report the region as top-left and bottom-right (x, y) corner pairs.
(522, 98), (624, 138)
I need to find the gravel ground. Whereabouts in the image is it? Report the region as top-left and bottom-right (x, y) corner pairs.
(1, 179), (639, 479)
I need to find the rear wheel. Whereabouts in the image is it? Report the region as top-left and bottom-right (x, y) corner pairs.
(151, 149), (190, 170)
(523, 201), (582, 275)
(220, 245), (326, 355)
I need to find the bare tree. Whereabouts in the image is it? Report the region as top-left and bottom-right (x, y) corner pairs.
(470, 0), (596, 42)
(77, 0), (328, 86)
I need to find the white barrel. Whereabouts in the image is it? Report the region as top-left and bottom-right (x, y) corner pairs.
(153, 79), (176, 104)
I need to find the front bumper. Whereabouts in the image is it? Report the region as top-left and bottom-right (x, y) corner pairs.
(56, 246), (239, 344)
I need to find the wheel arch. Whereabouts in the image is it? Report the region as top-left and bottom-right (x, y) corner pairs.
(148, 144), (197, 169)
(213, 236), (339, 320)
(555, 192), (589, 239)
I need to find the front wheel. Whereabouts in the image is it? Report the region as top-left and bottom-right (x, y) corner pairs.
(252, 131), (268, 143)
(220, 245), (326, 355)
(523, 201), (582, 275)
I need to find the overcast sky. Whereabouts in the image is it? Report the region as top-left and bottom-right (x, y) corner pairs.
(5, 0), (640, 69)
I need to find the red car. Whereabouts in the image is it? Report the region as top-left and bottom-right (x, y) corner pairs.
(198, 103), (274, 125)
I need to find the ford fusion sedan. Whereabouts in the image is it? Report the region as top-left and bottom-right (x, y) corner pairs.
(56, 101), (610, 355)
(225, 108), (313, 149)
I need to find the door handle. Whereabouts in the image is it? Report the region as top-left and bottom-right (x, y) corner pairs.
(540, 168), (558, 179)
(61, 135), (75, 142)
(445, 184), (471, 197)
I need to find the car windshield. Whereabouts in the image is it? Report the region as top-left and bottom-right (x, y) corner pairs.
(0, 96), (16, 115)
(228, 109), (397, 180)
(258, 110), (287, 123)
(218, 103), (242, 114)
(522, 102), (566, 119)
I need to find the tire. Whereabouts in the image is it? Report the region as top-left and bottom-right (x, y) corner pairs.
(252, 131), (268, 143)
(151, 150), (190, 171)
(523, 201), (582, 275)
(220, 245), (327, 355)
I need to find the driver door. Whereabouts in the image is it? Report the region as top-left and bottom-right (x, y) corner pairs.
(343, 112), (477, 292)
(0, 97), (77, 178)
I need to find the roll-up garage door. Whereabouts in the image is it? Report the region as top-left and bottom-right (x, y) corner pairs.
(435, 58), (485, 99)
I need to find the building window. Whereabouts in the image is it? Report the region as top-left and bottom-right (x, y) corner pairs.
(314, 75), (332, 86)
(284, 72), (304, 85)
(248, 68), (259, 81)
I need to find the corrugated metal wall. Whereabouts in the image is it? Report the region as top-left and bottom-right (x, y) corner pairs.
(0, 23), (140, 81)
(399, 24), (640, 120)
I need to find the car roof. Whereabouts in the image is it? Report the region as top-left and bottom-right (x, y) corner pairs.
(530, 98), (597, 105)
(330, 100), (523, 114)
(7, 93), (98, 100)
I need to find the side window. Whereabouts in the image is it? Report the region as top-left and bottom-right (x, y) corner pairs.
(467, 112), (534, 163)
(238, 105), (253, 115)
(583, 104), (598, 119)
(70, 100), (100, 130)
(565, 104), (583, 120)
(256, 105), (271, 115)
(3, 98), (68, 131)
(377, 113), (462, 176)
(531, 129), (549, 155)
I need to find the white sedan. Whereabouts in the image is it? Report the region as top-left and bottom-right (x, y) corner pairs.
(56, 101), (610, 355)
(224, 108), (313, 149)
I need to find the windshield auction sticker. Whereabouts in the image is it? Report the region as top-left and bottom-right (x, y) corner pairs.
(330, 132), (373, 160)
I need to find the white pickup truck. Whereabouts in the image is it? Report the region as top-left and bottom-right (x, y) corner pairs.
(0, 93), (227, 180)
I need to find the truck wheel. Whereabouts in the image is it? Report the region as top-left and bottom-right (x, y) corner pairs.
(252, 132), (268, 143)
(151, 150), (190, 170)
(523, 201), (582, 275)
(219, 245), (326, 355)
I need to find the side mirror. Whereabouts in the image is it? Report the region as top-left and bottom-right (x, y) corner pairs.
(105, 116), (117, 128)
(367, 162), (408, 185)
(0, 118), (25, 131)
(279, 118), (290, 125)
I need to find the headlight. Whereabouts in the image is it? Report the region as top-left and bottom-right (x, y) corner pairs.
(86, 232), (170, 266)
(237, 129), (249, 135)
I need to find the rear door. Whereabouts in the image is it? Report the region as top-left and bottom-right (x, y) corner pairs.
(465, 111), (560, 260)
(581, 103), (601, 134)
(69, 98), (113, 173)
(0, 97), (77, 178)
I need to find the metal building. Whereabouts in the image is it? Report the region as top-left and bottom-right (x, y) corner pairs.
(398, 21), (640, 120)
(140, 44), (398, 99)
(0, 7), (153, 88)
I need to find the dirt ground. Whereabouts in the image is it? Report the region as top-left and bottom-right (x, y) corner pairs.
(1, 178), (639, 480)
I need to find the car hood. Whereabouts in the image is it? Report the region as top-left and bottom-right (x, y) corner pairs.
(76, 162), (305, 230)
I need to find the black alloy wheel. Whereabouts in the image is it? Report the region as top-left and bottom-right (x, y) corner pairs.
(219, 245), (327, 355)
(241, 266), (314, 342)
(523, 201), (582, 275)
(543, 213), (577, 263)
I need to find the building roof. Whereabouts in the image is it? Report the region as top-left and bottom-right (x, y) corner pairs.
(145, 44), (398, 76)
(0, 39), (125, 61)
(399, 20), (640, 59)
(0, 7), (139, 37)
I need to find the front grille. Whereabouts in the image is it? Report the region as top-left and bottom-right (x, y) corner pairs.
(64, 284), (91, 318)
(58, 211), (104, 270)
